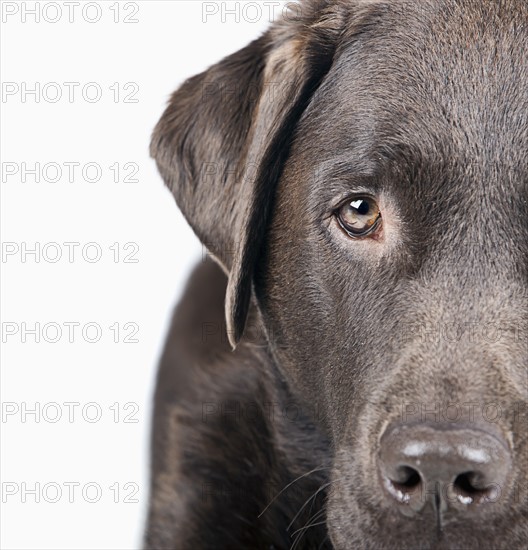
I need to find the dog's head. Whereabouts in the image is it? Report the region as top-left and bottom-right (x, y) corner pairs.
(152, 0), (528, 547)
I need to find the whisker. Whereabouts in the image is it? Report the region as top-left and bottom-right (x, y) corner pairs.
(290, 510), (326, 538)
(290, 512), (327, 550)
(258, 466), (328, 518)
(288, 476), (345, 550)
(287, 480), (332, 531)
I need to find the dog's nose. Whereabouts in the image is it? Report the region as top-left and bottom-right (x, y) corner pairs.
(378, 424), (512, 516)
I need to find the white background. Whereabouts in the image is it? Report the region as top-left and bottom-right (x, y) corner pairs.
(1, 2), (285, 548)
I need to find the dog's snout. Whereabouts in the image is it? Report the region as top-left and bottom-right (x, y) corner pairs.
(378, 424), (512, 517)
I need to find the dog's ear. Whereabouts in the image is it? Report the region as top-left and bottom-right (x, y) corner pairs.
(151, 1), (347, 348)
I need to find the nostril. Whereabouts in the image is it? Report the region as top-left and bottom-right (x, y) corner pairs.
(384, 466), (422, 504)
(454, 472), (482, 494)
(393, 466), (421, 489)
(453, 472), (499, 504)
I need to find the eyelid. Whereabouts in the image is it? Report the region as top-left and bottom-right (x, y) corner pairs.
(331, 190), (379, 212)
(336, 211), (382, 239)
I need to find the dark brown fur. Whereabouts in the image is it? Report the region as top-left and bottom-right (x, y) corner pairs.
(146, 1), (528, 548)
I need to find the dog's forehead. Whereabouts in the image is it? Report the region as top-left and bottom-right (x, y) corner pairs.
(299, 0), (528, 194)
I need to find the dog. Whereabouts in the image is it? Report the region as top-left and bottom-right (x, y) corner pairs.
(145, 1), (528, 548)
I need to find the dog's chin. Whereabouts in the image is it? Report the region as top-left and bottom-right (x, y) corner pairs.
(326, 478), (519, 550)
(327, 529), (480, 550)
(327, 506), (504, 550)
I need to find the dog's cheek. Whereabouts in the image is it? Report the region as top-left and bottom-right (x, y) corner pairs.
(254, 181), (390, 437)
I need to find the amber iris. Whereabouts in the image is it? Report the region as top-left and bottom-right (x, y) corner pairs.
(336, 197), (381, 237)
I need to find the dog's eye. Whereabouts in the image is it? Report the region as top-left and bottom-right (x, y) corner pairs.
(336, 197), (381, 237)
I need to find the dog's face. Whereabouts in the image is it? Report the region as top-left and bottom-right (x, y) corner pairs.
(257, 3), (528, 547)
(152, 0), (527, 547)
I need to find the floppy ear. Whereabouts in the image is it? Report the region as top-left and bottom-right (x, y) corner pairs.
(151, 0), (347, 349)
